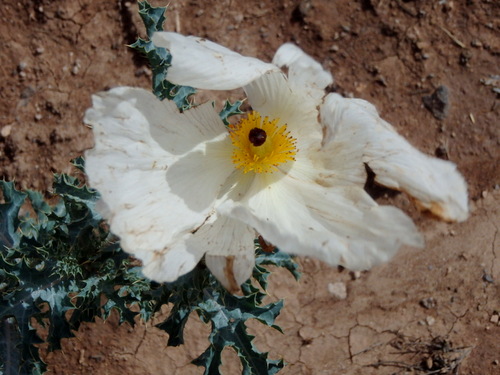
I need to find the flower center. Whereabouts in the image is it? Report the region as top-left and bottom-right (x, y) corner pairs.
(248, 127), (267, 146)
(229, 111), (297, 174)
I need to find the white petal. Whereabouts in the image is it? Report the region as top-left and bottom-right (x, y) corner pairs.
(273, 43), (333, 103)
(152, 32), (279, 90)
(141, 236), (205, 283)
(85, 87), (227, 157)
(206, 253), (255, 293)
(195, 215), (256, 257)
(84, 87), (232, 266)
(219, 174), (423, 271)
(142, 213), (254, 285)
(166, 134), (234, 212)
(321, 94), (469, 222)
(153, 100), (230, 155)
(166, 214), (255, 292)
(244, 71), (323, 151)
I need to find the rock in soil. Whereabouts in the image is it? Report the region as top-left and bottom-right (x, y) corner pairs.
(423, 85), (450, 120)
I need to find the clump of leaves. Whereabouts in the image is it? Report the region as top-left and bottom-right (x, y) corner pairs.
(0, 165), (298, 375)
(0, 2), (300, 375)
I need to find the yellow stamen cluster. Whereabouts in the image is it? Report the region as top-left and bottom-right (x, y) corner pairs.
(229, 111), (297, 174)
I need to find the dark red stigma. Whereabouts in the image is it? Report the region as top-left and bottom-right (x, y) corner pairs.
(248, 127), (267, 147)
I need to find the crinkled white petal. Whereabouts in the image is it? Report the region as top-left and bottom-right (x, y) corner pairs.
(141, 214), (255, 285)
(321, 93), (469, 222)
(152, 32), (279, 90)
(151, 100), (231, 156)
(84, 87), (233, 272)
(141, 234), (205, 283)
(244, 71), (322, 152)
(142, 213), (255, 290)
(273, 43), (333, 104)
(206, 254), (255, 293)
(85, 87), (228, 157)
(166, 134), (234, 212)
(196, 215), (256, 257)
(219, 173), (423, 271)
(199, 215), (256, 291)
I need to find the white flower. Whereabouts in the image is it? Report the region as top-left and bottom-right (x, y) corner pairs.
(84, 32), (468, 292)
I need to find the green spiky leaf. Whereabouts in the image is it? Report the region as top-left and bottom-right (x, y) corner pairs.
(130, 2), (195, 110)
(138, 1), (167, 38)
(219, 100), (245, 125)
(155, 266), (285, 374)
(0, 181), (26, 249)
(0, 175), (134, 373)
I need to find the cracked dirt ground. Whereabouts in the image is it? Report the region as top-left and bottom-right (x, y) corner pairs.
(1, 0), (499, 374)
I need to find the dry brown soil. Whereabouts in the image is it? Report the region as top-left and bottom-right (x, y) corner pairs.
(1, 0), (499, 374)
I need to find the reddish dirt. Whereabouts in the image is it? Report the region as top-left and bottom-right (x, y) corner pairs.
(1, 0), (499, 374)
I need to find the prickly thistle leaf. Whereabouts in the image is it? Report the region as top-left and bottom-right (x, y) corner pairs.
(130, 1), (195, 109)
(219, 100), (245, 126)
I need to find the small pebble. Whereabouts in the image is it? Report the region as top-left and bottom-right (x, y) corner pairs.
(328, 282), (347, 300)
(471, 39), (482, 48)
(426, 356), (433, 369)
(329, 44), (339, 52)
(341, 24), (351, 33)
(1, 125), (12, 137)
(18, 61), (28, 72)
(490, 314), (499, 324)
(483, 273), (494, 283)
(35, 46), (45, 55)
(71, 60), (81, 75)
(350, 271), (362, 280)
(135, 67), (152, 77)
(233, 14), (243, 23)
(426, 316), (436, 326)
(34, 113), (43, 121)
(420, 297), (437, 309)
(423, 85), (450, 120)
(298, 0), (312, 18)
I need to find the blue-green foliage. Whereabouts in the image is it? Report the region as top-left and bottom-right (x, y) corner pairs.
(0, 171), (298, 374)
(0, 2), (300, 374)
(0, 167), (142, 375)
(219, 100), (245, 126)
(129, 1), (196, 110)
